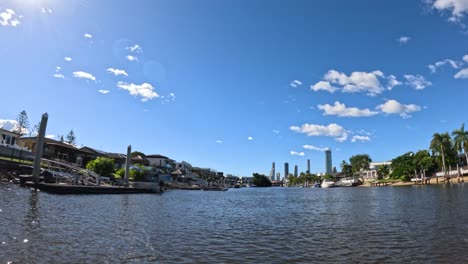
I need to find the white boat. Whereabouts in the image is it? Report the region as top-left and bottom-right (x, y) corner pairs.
(339, 177), (360, 187)
(321, 181), (336, 188)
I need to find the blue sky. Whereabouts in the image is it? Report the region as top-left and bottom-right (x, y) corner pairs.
(1, 0), (467, 177)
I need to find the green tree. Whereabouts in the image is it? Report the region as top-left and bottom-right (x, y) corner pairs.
(287, 173), (296, 186)
(14, 110), (29, 135)
(340, 160), (353, 177)
(413, 150), (437, 176)
(66, 129), (76, 146)
(86, 157), (115, 176)
(252, 173), (272, 187)
(376, 164), (390, 179)
(390, 152), (415, 181)
(59, 135), (64, 142)
(130, 165), (146, 181)
(452, 123), (468, 166)
(115, 168), (125, 178)
(131, 151), (146, 157)
(430, 132), (457, 174)
(115, 165), (146, 181)
(349, 154), (372, 177)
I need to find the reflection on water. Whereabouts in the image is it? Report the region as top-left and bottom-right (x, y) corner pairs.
(1, 183), (468, 263)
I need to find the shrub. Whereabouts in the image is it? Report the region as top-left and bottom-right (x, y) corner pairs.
(86, 157), (115, 176)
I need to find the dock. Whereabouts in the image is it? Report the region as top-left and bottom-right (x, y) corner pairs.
(24, 182), (160, 194)
(369, 181), (389, 187)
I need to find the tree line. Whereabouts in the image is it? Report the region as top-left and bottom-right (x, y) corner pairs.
(339, 123), (468, 181)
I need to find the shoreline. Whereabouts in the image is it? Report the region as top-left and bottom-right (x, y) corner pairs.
(360, 175), (468, 187)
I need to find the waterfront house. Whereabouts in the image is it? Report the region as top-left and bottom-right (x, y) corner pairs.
(79, 146), (109, 167)
(131, 155), (150, 166)
(106, 152), (127, 169)
(17, 137), (85, 165)
(175, 161), (192, 174)
(192, 167), (221, 182)
(0, 128), (31, 160)
(361, 161), (392, 181)
(239, 176), (253, 186)
(0, 128), (21, 148)
(77, 147), (127, 169)
(146, 154), (175, 173)
(225, 174), (240, 187)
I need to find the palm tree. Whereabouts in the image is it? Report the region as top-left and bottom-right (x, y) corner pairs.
(430, 132), (452, 175)
(452, 123), (468, 166)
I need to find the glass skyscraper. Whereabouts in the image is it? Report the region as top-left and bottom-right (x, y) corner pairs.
(325, 149), (332, 174)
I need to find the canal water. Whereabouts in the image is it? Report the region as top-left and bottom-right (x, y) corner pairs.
(1, 183), (468, 263)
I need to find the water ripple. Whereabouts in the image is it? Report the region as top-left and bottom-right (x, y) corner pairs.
(1, 183), (468, 263)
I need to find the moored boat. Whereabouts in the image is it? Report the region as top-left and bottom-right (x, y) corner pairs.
(202, 186), (228, 191)
(321, 181), (336, 188)
(339, 177), (360, 187)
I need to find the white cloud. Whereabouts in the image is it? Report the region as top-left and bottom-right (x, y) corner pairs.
(463, 55), (468, 62)
(303, 145), (327, 151)
(45, 134), (55, 139)
(290, 123), (348, 142)
(397, 36), (411, 44)
(117, 82), (159, 102)
(216, 140), (223, 143)
(290, 80), (302, 88)
(0, 119), (29, 134)
(126, 55), (138, 61)
(64, 57), (72, 62)
(319, 70), (387, 96)
(0, 119), (18, 131)
(53, 73), (64, 78)
(248, 136), (253, 141)
(317, 101), (378, 117)
(404, 75), (432, 90)
(126, 45), (142, 53)
(55, 66), (61, 72)
(161, 93), (176, 104)
(98, 90), (110, 94)
(41, 8), (52, 14)
(386, 75), (402, 90)
(84, 33), (92, 39)
(106, 68), (128, 76)
(273, 130), (280, 134)
(0, 9), (20, 27)
(310, 81), (338, 93)
(290, 151), (305, 156)
(73, 71), (96, 81)
(432, 0), (468, 22)
(376, 99), (421, 118)
(454, 68), (468, 78)
(427, 59), (463, 73)
(351, 135), (371, 143)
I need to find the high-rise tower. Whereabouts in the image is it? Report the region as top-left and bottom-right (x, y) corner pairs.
(284, 162), (289, 178)
(307, 159), (310, 174)
(325, 149), (332, 174)
(294, 165), (298, 177)
(272, 162), (275, 180)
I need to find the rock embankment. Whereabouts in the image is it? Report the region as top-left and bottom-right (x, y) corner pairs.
(0, 160), (32, 181)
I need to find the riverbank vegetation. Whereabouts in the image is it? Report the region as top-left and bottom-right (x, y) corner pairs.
(340, 123), (468, 182)
(252, 173), (272, 187)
